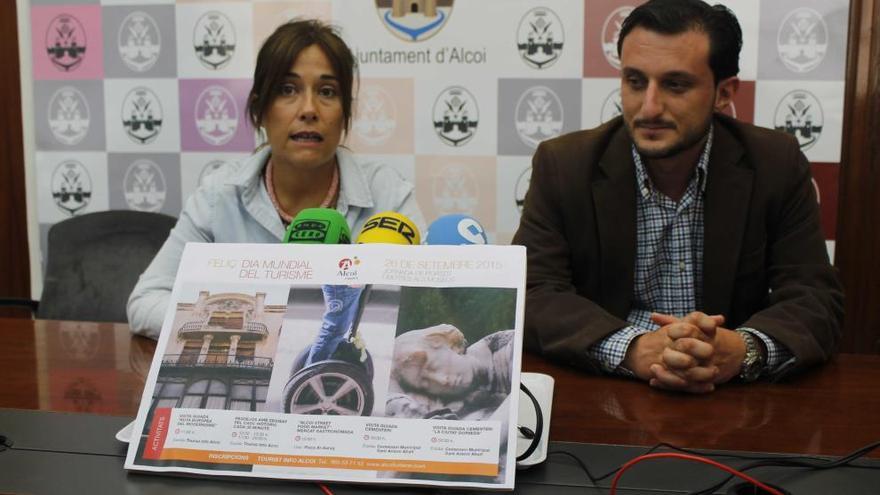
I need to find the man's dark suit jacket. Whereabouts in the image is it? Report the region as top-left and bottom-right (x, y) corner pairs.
(512, 114), (843, 380)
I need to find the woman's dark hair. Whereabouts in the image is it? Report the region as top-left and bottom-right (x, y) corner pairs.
(616, 0), (742, 83)
(248, 19), (356, 133)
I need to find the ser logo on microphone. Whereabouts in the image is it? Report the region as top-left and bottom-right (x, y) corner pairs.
(360, 216), (417, 245)
(289, 219), (329, 243)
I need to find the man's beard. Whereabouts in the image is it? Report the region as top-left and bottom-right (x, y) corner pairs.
(626, 114), (713, 159)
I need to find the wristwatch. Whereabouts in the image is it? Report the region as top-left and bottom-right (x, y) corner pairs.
(736, 330), (766, 382)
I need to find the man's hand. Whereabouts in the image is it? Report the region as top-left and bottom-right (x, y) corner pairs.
(620, 325), (673, 382)
(622, 312), (747, 394)
(652, 312), (720, 393)
(621, 315), (720, 393)
(649, 312), (747, 392)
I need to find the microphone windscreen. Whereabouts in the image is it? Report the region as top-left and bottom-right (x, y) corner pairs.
(425, 214), (488, 245)
(283, 208), (352, 244)
(355, 211), (421, 245)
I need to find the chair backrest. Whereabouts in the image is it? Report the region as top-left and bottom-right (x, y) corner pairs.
(37, 210), (177, 323)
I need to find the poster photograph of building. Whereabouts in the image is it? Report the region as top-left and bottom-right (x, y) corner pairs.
(135, 285), (286, 469)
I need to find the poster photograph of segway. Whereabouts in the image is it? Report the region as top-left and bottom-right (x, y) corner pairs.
(271, 284), (398, 418)
(125, 242), (525, 490)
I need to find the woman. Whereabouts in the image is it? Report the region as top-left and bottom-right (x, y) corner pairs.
(127, 20), (424, 338)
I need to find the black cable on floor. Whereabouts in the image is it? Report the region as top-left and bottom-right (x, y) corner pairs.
(547, 440), (880, 495)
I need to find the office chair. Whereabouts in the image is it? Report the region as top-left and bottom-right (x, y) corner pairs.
(2, 210), (176, 323)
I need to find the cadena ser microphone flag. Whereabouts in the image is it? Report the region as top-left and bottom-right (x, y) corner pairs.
(283, 208), (352, 244)
(355, 211), (421, 245)
(424, 214), (488, 245)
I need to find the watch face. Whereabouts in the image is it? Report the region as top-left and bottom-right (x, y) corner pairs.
(741, 358), (762, 382)
(738, 331), (764, 382)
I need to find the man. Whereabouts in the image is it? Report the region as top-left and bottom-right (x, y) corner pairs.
(513, 0), (843, 393)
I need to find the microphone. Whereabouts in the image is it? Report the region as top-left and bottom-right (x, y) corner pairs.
(283, 208), (351, 244)
(424, 214), (488, 245)
(355, 211), (421, 245)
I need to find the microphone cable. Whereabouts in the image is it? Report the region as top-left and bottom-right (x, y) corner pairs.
(547, 439), (880, 494)
(610, 452), (785, 495)
(684, 439), (880, 495)
(516, 382), (544, 463)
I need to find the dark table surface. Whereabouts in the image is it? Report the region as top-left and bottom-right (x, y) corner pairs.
(2, 317), (879, 459)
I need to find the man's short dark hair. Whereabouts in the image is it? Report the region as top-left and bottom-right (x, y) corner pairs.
(248, 19), (356, 133)
(616, 0), (742, 83)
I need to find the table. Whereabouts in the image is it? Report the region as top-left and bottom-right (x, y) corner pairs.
(2, 318), (880, 493)
(4, 317), (879, 457)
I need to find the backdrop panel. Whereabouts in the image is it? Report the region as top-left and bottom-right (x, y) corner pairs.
(23, 0), (848, 269)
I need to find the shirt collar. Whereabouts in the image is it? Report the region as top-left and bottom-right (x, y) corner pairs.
(632, 124), (713, 200)
(229, 146), (375, 212)
(336, 147), (374, 211)
(229, 146), (270, 188)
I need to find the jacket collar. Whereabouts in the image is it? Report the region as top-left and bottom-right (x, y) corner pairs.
(592, 123), (638, 317)
(702, 117), (752, 316)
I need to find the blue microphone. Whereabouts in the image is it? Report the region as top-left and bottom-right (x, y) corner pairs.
(424, 214), (488, 245)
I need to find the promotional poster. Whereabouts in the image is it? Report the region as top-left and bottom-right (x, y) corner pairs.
(124, 243), (526, 490)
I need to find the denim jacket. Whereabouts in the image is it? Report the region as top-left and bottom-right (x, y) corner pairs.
(127, 146), (425, 338)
